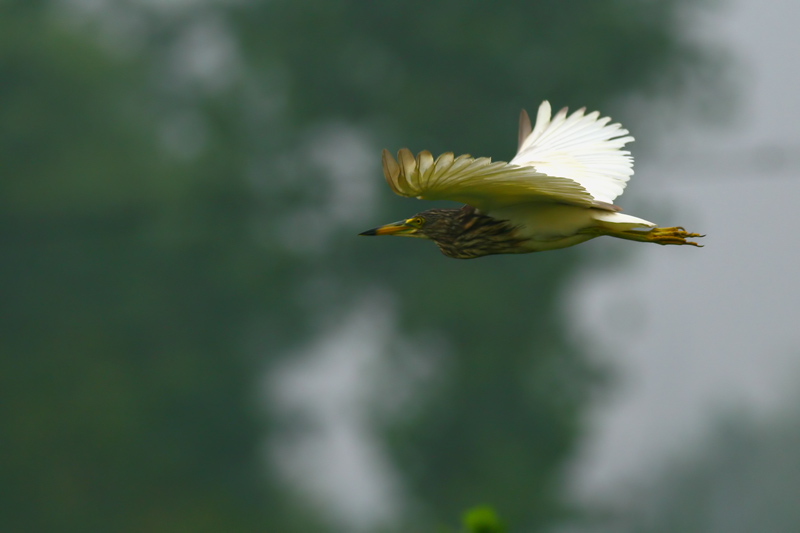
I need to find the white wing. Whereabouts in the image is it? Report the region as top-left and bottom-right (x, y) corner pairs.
(511, 101), (634, 204)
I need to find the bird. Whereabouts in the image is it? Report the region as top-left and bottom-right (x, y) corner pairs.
(359, 101), (703, 259)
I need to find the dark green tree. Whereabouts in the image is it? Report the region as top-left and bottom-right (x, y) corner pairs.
(0, 2), (317, 531)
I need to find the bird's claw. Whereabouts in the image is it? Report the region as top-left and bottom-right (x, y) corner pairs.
(650, 227), (704, 247)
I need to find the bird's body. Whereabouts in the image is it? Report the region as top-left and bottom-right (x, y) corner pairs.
(361, 101), (702, 258)
(487, 203), (606, 252)
(404, 206), (529, 259)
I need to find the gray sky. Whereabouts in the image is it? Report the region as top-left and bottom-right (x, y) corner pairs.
(568, 0), (800, 505)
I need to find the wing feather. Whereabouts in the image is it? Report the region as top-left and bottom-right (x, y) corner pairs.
(512, 101), (634, 204)
(381, 149), (594, 211)
(382, 149), (400, 191)
(517, 109), (532, 154)
(380, 100), (634, 211)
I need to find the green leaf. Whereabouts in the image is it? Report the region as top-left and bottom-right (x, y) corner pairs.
(463, 505), (505, 533)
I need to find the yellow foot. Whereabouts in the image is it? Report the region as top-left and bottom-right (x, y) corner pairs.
(646, 226), (704, 247)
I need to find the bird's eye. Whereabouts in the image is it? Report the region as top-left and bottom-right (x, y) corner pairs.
(407, 217), (424, 227)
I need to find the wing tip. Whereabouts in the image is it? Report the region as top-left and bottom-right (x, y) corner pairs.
(381, 148), (402, 194)
(517, 109), (532, 154)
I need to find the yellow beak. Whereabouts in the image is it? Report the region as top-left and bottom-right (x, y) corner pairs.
(359, 220), (418, 236)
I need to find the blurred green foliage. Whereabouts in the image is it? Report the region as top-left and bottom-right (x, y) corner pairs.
(462, 505), (505, 533)
(0, 0), (710, 531)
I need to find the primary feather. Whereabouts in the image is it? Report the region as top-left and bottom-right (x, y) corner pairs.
(382, 148), (594, 211)
(512, 101), (634, 205)
(382, 100), (634, 211)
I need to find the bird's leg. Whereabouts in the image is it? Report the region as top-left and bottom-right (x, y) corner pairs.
(608, 226), (704, 247)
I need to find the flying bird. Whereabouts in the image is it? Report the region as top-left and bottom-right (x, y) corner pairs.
(360, 101), (703, 259)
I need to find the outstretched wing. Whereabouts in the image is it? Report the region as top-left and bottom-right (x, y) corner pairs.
(382, 149), (596, 211)
(382, 101), (634, 211)
(512, 101), (634, 205)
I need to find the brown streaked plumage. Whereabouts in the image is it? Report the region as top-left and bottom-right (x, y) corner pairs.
(408, 206), (528, 259)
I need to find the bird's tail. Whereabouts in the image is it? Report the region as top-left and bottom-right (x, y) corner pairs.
(584, 211), (703, 246)
(591, 211), (656, 231)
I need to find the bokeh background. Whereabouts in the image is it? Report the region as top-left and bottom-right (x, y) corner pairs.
(3, 0), (799, 531)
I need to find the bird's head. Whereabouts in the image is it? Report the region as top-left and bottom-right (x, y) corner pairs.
(359, 206), (523, 259)
(359, 208), (459, 242)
